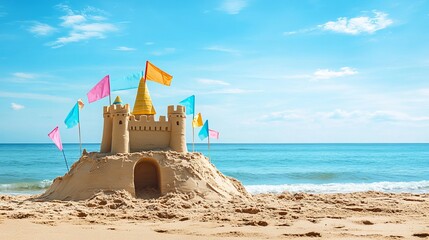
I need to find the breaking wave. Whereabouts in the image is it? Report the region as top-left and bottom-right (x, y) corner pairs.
(245, 180), (429, 194)
(0, 180), (52, 194)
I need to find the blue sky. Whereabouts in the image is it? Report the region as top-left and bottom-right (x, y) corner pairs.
(1, 0), (429, 143)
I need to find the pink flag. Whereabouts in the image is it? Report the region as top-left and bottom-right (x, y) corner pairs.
(48, 126), (63, 151)
(87, 75), (110, 103)
(209, 129), (219, 139)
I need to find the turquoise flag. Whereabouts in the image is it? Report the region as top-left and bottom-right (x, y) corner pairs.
(198, 120), (209, 140)
(111, 71), (143, 91)
(64, 102), (79, 129)
(179, 95), (195, 115)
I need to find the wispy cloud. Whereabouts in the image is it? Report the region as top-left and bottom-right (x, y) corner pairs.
(218, 0), (247, 14)
(262, 109), (429, 123)
(145, 42), (154, 45)
(313, 67), (358, 80)
(151, 48), (175, 56)
(319, 11), (393, 35)
(284, 11), (392, 36)
(206, 88), (262, 94)
(10, 103), (24, 111)
(42, 4), (119, 48)
(12, 72), (37, 79)
(321, 109), (429, 122)
(28, 22), (56, 36)
(204, 46), (239, 55)
(0, 5), (6, 17)
(0, 91), (72, 102)
(114, 46), (136, 51)
(197, 78), (230, 86)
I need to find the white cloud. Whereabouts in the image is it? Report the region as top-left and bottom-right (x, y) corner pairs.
(219, 0), (247, 14)
(0, 5), (6, 17)
(145, 42), (154, 45)
(206, 88), (262, 94)
(204, 46), (239, 55)
(12, 72), (37, 79)
(322, 109), (429, 122)
(313, 67), (358, 80)
(45, 4), (118, 48)
(60, 15), (86, 26)
(10, 103), (24, 111)
(319, 11), (393, 35)
(28, 22), (56, 36)
(197, 78), (230, 86)
(262, 109), (429, 123)
(114, 46), (136, 51)
(261, 110), (308, 122)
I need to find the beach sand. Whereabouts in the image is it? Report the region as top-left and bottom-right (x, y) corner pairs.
(1, 191), (428, 239)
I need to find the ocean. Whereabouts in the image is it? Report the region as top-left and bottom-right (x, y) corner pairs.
(0, 143), (428, 195)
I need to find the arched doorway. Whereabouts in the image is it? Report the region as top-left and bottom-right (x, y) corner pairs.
(134, 159), (161, 199)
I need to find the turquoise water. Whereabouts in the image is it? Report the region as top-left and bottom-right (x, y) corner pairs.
(1, 143), (428, 194)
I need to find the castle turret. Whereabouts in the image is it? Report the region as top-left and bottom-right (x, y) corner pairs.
(111, 98), (130, 154)
(100, 106), (113, 153)
(168, 105), (187, 153)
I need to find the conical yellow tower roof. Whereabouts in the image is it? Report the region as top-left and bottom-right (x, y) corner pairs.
(113, 96), (122, 105)
(132, 78), (156, 115)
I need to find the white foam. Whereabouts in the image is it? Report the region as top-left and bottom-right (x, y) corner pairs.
(0, 179), (52, 194)
(245, 180), (429, 194)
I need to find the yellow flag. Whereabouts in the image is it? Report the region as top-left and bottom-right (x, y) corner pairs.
(132, 78), (156, 115)
(145, 61), (173, 86)
(77, 99), (84, 109)
(192, 113), (203, 128)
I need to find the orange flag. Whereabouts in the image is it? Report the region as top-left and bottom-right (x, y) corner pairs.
(145, 61), (173, 86)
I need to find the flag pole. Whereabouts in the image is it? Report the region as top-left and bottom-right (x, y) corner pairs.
(192, 100), (195, 152)
(62, 149), (69, 172)
(144, 61), (148, 82)
(207, 121), (210, 160)
(78, 108), (82, 155)
(207, 133), (210, 160)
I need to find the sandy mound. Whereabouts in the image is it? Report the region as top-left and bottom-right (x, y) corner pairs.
(39, 150), (251, 201)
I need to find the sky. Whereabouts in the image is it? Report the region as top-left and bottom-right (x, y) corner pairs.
(1, 0), (429, 143)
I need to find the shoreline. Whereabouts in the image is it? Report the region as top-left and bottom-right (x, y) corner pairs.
(1, 191), (428, 239)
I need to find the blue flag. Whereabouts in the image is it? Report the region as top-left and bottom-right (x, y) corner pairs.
(64, 102), (79, 129)
(198, 120), (209, 140)
(111, 71), (143, 91)
(179, 95), (195, 115)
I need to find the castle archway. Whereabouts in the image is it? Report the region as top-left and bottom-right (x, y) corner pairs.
(134, 158), (161, 199)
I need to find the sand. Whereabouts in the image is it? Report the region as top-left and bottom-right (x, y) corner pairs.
(1, 191), (428, 239)
(1, 151), (428, 239)
(40, 151), (251, 201)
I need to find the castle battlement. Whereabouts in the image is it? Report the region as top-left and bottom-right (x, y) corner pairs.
(100, 100), (187, 154)
(167, 105), (186, 115)
(103, 104), (130, 116)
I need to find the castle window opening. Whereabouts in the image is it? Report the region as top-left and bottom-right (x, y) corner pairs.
(119, 120), (123, 125)
(149, 127), (152, 130)
(176, 121), (179, 126)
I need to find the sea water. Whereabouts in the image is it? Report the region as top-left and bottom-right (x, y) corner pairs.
(0, 143), (428, 195)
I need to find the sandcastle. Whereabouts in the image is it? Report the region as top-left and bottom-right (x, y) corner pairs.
(41, 95), (249, 201)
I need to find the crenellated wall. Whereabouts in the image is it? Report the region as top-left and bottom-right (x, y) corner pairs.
(100, 103), (188, 154)
(128, 115), (171, 152)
